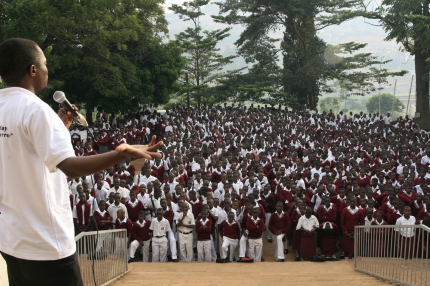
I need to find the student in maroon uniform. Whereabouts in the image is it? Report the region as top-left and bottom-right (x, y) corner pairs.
(73, 192), (94, 235)
(370, 211), (388, 257)
(129, 211), (151, 262)
(114, 209), (132, 256)
(341, 197), (365, 260)
(241, 207), (265, 262)
(125, 191), (144, 222)
(319, 221), (338, 259)
(296, 208), (319, 261)
(195, 210), (213, 261)
(219, 212), (241, 262)
(268, 201), (291, 262)
(94, 201), (113, 230)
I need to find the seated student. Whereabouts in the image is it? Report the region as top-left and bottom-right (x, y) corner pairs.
(129, 211), (152, 262)
(219, 212), (240, 262)
(125, 191), (145, 222)
(195, 210), (213, 262)
(242, 207), (265, 262)
(395, 206), (416, 259)
(176, 203), (196, 262)
(319, 221), (338, 259)
(150, 208), (172, 262)
(114, 209), (133, 257)
(268, 201), (291, 262)
(94, 200), (113, 230)
(296, 208), (319, 261)
(72, 192), (94, 235)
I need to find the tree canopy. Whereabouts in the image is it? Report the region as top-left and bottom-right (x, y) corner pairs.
(365, 92), (405, 115)
(0, 0), (184, 118)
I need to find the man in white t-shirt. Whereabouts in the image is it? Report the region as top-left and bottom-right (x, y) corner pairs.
(0, 38), (163, 286)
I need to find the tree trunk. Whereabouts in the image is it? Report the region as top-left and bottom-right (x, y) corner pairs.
(414, 50), (430, 131)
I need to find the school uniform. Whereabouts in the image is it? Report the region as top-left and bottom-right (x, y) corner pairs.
(114, 217), (133, 256)
(195, 218), (213, 261)
(176, 212), (195, 261)
(94, 210), (112, 231)
(163, 207), (178, 260)
(395, 215), (416, 259)
(72, 202), (94, 235)
(268, 211), (291, 260)
(149, 217), (171, 262)
(246, 216), (265, 261)
(129, 220), (152, 262)
(319, 222), (338, 257)
(341, 206), (365, 257)
(296, 215), (319, 260)
(107, 203), (128, 221)
(370, 220), (388, 257)
(125, 200), (145, 222)
(219, 219), (240, 261)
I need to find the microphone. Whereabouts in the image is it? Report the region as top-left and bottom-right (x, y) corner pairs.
(53, 91), (88, 127)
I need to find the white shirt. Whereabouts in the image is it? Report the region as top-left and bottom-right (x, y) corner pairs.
(150, 217), (171, 236)
(0, 87), (76, 260)
(296, 215), (319, 231)
(176, 212), (195, 233)
(109, 186), (130, 200)
(107, 203), (128, 221)
(134, 173), (157, 186)
(395, 215), (416, 237)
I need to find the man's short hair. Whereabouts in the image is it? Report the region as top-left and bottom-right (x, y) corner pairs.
(0, 38), (40, 85)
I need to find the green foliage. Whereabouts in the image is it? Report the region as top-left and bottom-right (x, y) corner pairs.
(0, 0), (183, 116)
(170, 0), (244, 108)
(378, 0), (430, 130)
(319, 97), (341, 113)
(214, 0), (405, 109)
(365, 93), (404, 114)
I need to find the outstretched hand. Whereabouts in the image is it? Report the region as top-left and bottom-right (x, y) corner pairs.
(115, 135), (163, 160)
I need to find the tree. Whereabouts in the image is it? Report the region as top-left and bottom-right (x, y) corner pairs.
(169, 0), (244, 108)
(319, 97), (341, 113)
(365, 93), (405, 115)
(377, 0), (430, 130)
(214, 0), (404, 109)
(0, 0), (183, 120)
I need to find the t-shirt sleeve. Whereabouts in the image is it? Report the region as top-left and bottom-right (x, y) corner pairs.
(25, 106), (75, 173)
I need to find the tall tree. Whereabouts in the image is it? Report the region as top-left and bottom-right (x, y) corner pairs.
(214, 0), (402, 109)
(378, 0), (430, 130)
(0, 0), (184, 119)
(170, 0), (243, 108)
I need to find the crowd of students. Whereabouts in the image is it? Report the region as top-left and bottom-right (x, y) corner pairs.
(69, 104), (430, 263)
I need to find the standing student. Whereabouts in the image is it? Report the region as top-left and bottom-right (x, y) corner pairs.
(219, 212), (240, 262)
(108, 193), (128, 221)
(94, 200), (113, 231)
(72, 192), (94, 235)
(195, 210), (213, 261)
(176, 203), (195, 261)
(296, 208), (319, 261)
(150, 208), (171, 262)
(243, 207), (265, 262)
(268, 201), (291, 262)
(341, 198), (365, 260)
(395, 206), (416, 259)
(114, 209), (133, 257)
(129, 211), (151, 262)
(160, 198), (178, 262)
(370, 211), (388, 257)
(125, 192), (145, 222)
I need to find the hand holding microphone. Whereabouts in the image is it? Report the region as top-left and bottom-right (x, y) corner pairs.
(53, 91), (88, 127)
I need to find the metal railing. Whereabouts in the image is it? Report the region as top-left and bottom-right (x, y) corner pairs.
(354, 224), (430, 286)
(75, 229), (128, 286)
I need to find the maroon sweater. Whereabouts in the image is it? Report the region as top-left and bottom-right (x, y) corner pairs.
(268, 211), (291, 235)
(115, 218), (133, 235)
(246, 216), (264, 239)
(195, 218), (212, 240)
(126, 200), (145, 222)
(131, 220), (152, 242)
(219, 220), (241, 239)
(316, 204), (338, 223)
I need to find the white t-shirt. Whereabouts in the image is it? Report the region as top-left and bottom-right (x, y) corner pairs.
(0, 87), (76, 260)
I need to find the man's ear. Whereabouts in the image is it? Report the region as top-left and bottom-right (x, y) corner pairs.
(29, 64), (37, 76)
